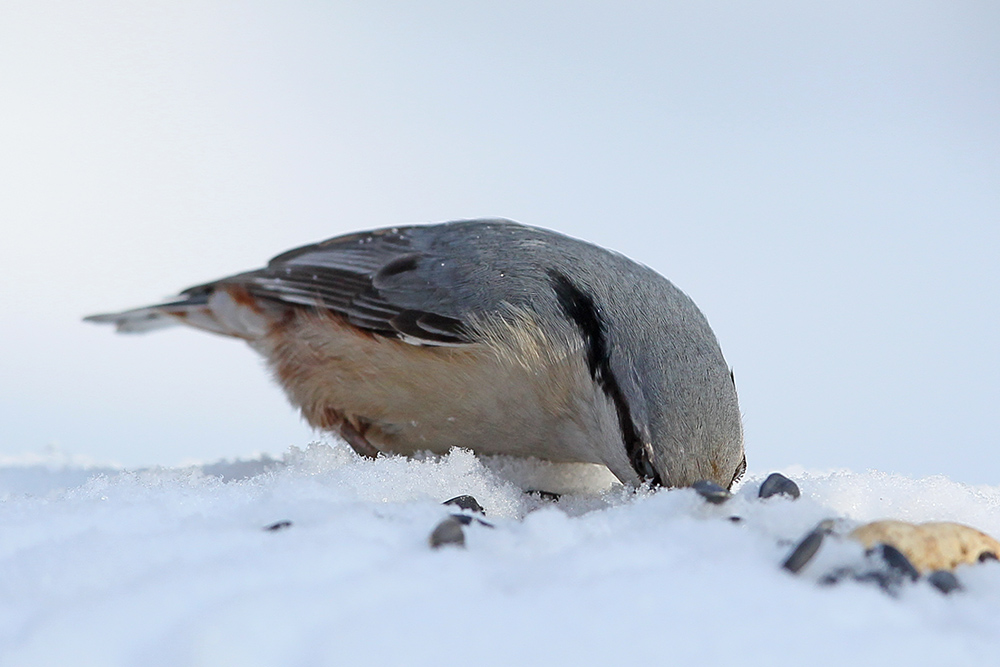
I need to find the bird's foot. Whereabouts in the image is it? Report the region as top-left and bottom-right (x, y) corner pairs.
(339, 419), (381, 459)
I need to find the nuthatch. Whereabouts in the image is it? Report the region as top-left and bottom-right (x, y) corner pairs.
(87, 219), (745, 488)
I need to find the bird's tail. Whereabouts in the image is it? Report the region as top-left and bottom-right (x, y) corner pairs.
(83, 295), (206, 334)
(84, 285), (280, 339)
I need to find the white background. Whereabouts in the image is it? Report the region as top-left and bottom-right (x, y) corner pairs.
(1, 2), (997, 482)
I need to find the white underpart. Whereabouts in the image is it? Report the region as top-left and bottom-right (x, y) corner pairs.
(202, 290), (273, 339)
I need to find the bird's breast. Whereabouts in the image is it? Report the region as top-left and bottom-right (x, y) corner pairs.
(254, 307), (628, 469)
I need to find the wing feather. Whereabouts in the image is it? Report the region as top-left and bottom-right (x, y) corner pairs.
(216, 227), (470, 345)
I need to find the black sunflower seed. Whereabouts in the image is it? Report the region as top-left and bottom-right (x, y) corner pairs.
(758, 473), (801, 500)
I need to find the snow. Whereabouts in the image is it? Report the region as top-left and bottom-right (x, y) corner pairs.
(2, 443), (999, 666)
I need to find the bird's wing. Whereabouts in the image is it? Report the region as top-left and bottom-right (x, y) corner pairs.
(205, 225), (476, 345)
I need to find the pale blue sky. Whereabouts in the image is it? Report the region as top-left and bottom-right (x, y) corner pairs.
(2, 2), (998, 483)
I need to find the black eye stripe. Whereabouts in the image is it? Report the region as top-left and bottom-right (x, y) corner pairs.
(548, 270), (663, 486)
(730, 454), (747, 490)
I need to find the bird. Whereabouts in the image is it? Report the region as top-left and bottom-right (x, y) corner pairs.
(86, 219), (745, 489)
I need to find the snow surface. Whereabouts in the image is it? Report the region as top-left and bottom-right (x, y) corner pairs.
(2, 443), (999, 666)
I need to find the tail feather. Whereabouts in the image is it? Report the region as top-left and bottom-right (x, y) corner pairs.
(84, 302), (192, 334)
(85, 287), (283, 339)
